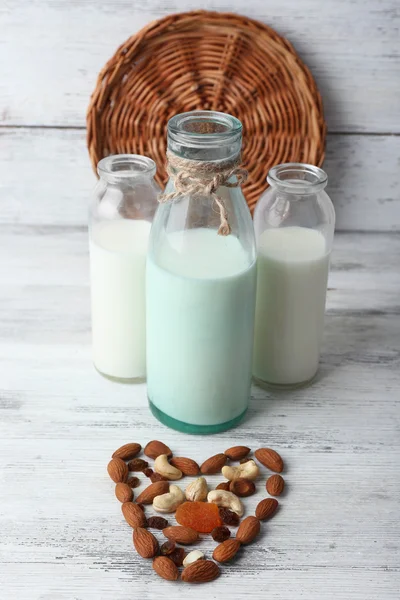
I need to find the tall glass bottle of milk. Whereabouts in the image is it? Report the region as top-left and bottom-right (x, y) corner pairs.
(253, 163), (335, 389)
(147, 111), (257, 434)
(89, 155), (159, 381)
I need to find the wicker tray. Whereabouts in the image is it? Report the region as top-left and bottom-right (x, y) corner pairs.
(87, 11), (326, 212)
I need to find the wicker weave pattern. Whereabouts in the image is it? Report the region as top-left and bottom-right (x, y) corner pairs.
(87, 11), (326, 212)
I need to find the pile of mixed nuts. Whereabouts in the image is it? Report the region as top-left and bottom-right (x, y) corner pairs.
(107, 440), (285, 583)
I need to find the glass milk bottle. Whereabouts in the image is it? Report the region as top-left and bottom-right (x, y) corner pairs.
(89, 154), (159, 381)
(253, 163), (335, 388)
(146, 111), (257, 434)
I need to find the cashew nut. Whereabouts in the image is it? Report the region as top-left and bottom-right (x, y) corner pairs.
(221, 459), (259, 481)
(154, 454), (182, 480)
(153, 484), (185, 513)
(183, 550), (205, 567)
(207, 490), (244, 516)
(185, 477), (208, 502)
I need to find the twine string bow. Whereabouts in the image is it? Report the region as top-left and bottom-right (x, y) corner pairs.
(159, 152), (248, 236)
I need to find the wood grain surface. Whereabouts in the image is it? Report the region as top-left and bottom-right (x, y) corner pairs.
(1, 0), (399, 132)
(1, 1), (399, 597)
(0, 227), (399, 599)
(2, 128), (400, 230)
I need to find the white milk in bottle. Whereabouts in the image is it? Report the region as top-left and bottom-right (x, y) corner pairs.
(253, 227), (329, 386)
(89, 155), (159, 381)
(90, 219), (151, 380)
(253, 163), (335, 388)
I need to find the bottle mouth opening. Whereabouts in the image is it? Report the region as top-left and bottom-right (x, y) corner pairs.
(267, 163), (328, 193)
(168, 110), (242, 149)
(97, 154), (156, 181)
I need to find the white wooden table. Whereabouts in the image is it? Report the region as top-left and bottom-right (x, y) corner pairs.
(0, 227), (399, 599)
(1, 0), (400, 597)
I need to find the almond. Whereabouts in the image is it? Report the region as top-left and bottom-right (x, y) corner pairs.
(229, 478), (256, 497)
(170, 457), (200, 476)
(136, 481), (169, 505)
(236, 516), (260, 544)
(216, 482), (230, 491)
(255, 498), (279, 521)
(107, 458), (128, 483)
(254, 448), (284, 472)
(212, 539), (241, 563)
(121, 502), (147, 528)
(224, 446), (251, 461)
(133, 527), (159, 558)
(115, 482), (134, 503)
(266, 474), (285, 496)
(200, 453), (227, 474)
(144, 440), (172, 460)
(163, 526), (199, 545)
(112, 443), (141, 460)
(152, 556), (179, 581)
(181, 559), (220, 583)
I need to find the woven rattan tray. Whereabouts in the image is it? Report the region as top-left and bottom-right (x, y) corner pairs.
(87, 11), (326, 212)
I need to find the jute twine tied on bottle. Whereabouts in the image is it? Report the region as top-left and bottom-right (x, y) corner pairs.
(158, 151), (248, 236)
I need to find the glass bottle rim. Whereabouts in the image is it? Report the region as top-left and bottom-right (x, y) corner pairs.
(267, 163), (328, 194)
(168, 110), (242, 149)
(97, 154), (156, 183)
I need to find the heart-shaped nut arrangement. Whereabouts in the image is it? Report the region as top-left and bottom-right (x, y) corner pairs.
(108, 441), (286, 583)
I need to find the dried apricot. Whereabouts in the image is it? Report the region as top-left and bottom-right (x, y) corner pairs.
(176, 501), (223, 533)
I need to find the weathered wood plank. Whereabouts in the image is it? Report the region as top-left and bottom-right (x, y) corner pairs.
(1, 0), (399, 132)
(0, 229), (399, 598)
(1, 128), (400, 230)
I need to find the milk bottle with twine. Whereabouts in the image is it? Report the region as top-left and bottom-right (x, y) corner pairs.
(146, 110), (257, 434)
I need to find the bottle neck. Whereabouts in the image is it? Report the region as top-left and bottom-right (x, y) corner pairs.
(267, 163), (328, 197)
(97, 154), (156, 185)
(167, 110), (242, 162)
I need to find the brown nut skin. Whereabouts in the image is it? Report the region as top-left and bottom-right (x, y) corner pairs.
(266, 474), (285, 496)
(200, 453), (227, 474)
(153, 556), (179, 581)
(162, 526), (199, 545)
(136, 480), (170, 505)
(107, 458), (128, 483)
(224, 446), (251, 461)
(255, 498), (279, 521)
(133, 527), (159, 558)
(229, 478), (256, 497)
(216, 482), (230, 491)
(254, 448), (284, 472)
(112, 443), (141, 460)
(236, 516), (260, 544)
(170, 457), (200, 476)
(181, 559), (220, 583)
(115, 482), (134, 503)
(121, 502), (147, 528)
(144, 440), (172, 459)
(212, 539), (241, 563)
